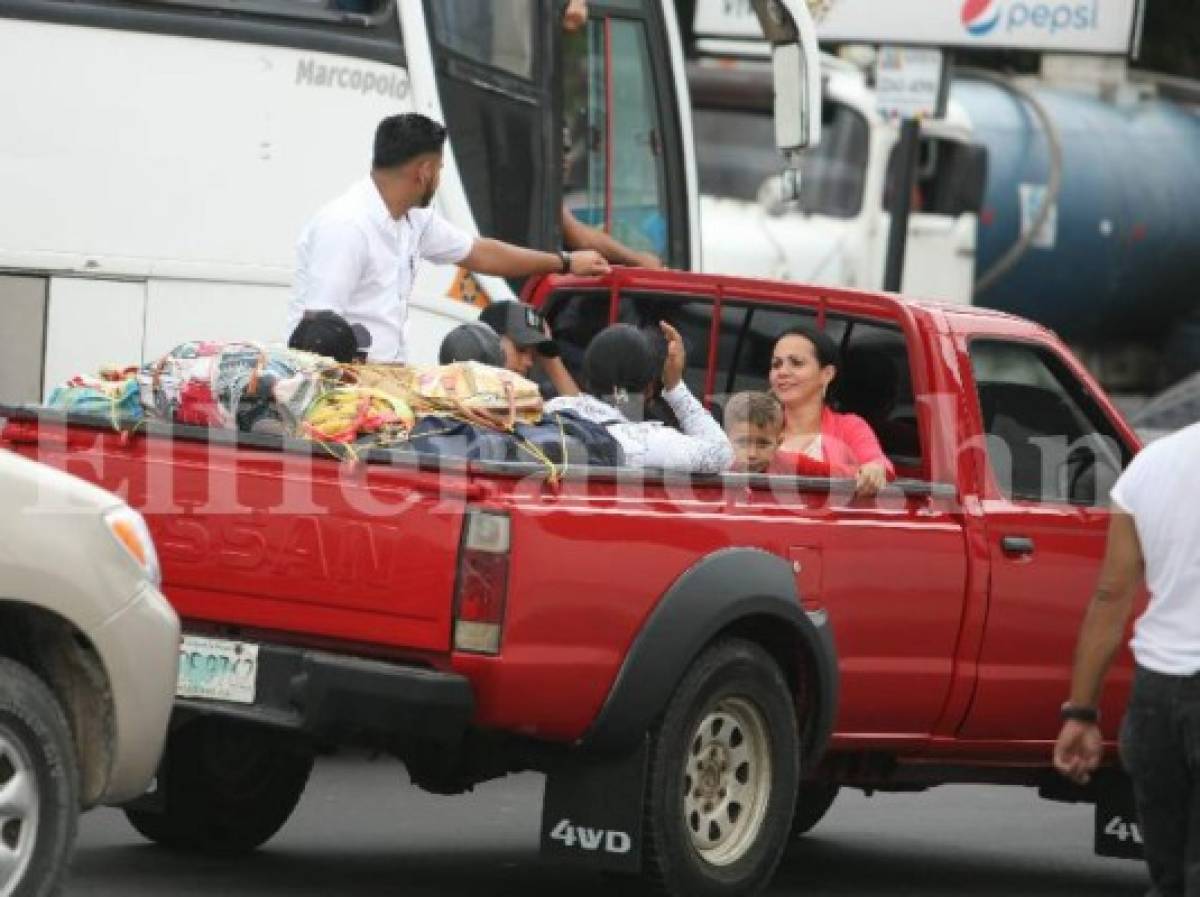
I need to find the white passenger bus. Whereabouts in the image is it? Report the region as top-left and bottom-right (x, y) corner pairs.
(0, 0), (820, 403)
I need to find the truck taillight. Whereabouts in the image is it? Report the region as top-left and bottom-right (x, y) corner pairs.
(453, 510), (510, 655)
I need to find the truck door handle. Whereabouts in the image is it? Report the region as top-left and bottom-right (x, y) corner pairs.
(1001, 536), (1035, 557)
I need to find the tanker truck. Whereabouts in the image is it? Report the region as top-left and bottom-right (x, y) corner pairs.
(953, 74), (1200, 391)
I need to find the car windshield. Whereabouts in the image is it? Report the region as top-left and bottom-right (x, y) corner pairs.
(693, 101), (869, 218)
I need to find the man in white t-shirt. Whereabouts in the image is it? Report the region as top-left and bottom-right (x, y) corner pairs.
(1053, 421), (1200, 897)
(286, 113), (609, 363)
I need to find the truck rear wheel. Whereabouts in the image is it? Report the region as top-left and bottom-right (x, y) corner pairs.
(0, 657), (79, 897)
(124, 717), (312, 855)
(643, 639), (799, 897)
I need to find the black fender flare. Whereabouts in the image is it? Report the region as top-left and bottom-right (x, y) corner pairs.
(579, 547), (838, 770)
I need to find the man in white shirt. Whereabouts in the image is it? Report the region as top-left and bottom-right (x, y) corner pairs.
(1053, 421), (1200, 897)
(286, 113), (609, 363)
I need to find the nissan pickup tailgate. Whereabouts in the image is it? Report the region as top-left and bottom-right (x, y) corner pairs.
(1, 416), (466, 654)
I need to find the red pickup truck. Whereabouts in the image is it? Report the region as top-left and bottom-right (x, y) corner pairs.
(0, 269), (1146, 897)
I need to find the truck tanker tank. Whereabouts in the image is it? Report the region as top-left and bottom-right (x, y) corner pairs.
(950, 77), (1200, 350)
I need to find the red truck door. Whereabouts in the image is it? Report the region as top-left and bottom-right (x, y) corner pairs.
(955, 334), (1138, 745)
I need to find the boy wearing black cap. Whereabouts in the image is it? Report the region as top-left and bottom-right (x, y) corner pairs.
(477, 301), (579, 396)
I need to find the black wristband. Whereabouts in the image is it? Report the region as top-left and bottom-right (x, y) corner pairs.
(559, 250), (572, 274)
(1060, 703), (1100, 724)
(537, 340), (561, 359)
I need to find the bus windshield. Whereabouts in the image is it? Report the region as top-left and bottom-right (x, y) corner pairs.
(694, 101), (868, 219)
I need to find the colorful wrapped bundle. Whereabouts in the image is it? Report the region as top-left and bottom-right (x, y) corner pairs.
(347, 362), (542, 431)
(47, 367), (142, 423)
(301, 387), (415, 444)
(138, 341), (341, 433)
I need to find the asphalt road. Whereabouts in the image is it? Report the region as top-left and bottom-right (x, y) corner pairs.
(68, 754), (1148, 897)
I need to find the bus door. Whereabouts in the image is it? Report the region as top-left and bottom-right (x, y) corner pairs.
(426, 0), (689, 270)
(425, 0), (562, 254)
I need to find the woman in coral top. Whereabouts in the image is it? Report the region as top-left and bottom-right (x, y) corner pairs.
(768, 324), (894, 496)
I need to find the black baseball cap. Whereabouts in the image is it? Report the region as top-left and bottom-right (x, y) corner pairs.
(289, 310), (372, 363)
(477, 301), (557, 356)
(438, 322), (505, 367)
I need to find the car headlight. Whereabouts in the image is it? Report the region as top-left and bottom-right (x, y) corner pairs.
(103, 506), (162, 587)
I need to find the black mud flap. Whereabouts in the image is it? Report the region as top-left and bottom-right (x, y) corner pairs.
(1094, 770), (1145, 860)
(540, 737), (648, 875)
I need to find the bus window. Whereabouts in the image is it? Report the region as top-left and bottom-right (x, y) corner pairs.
(563, 15), (670, 261)
(430, 0), (535, 81)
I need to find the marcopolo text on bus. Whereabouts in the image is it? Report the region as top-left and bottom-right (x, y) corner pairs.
(295, 58), (410, 100)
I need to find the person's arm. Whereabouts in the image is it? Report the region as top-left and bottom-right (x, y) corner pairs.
(838, 413), (895, 496)
(540, 356), (579, 397)
(461, 238), (610, 279)
(561, 206), (664, 269)
(1052, 511), (1144, 785)
(533, 319), (579, 396)
(647, 322), (733, 473)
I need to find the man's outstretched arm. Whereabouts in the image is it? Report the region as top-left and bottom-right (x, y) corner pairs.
(462, 238), (610, 279)
(561, 207), (663, 269)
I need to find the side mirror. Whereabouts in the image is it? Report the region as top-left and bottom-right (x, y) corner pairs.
(751, 0), (822, 160)
(757, 175), (789, 217)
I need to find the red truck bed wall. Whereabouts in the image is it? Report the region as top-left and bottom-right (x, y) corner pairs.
(453, 476), (968, 744)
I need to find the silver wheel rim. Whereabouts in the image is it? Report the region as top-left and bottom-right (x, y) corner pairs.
(683, 696), (772, 867)
(0, 727), (40, 897)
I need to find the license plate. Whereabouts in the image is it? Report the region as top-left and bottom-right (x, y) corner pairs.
(176, 636), (259, 704)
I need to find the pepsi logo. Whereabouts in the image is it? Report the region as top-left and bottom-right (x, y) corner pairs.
(961, 0), (1002, 35)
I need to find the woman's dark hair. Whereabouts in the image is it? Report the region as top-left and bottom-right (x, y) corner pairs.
(775, 323), (840, 370)
(584, 324), (657, 419)
(373, 113), (447, 169)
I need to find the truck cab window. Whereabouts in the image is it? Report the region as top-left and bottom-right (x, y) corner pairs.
(713, 305), (921, 470)
(542, 289), (710, 404)
(563, 15), (671, 261)
(970, 340), (1129, 505)
(543, 290), (612, 387)
(832, 322), (922, 469)
(693, 98), (868, 219)
(712, 304), (835, 403)
(618, 294), (712, 400)
(885, 136), (988, 217)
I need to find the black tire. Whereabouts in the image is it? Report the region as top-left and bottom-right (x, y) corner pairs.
(789, 782), (839, 838)
(124, 717), (312, 855)
(0, 657), (80, 897)
(643, 639), (799, 897)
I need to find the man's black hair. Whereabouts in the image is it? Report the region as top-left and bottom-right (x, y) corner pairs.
(373, 113), (447, 169)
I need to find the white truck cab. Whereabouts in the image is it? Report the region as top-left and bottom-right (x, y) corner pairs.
(692, 52), (987, 303)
